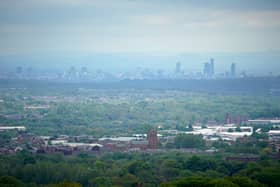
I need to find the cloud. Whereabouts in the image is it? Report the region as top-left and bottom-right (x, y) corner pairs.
(0, 0), (280, 55)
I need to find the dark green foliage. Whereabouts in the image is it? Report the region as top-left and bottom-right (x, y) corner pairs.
(1, 152), (278, 187)
(48, 181), (82, 187)
(252, 168), (280, 187)
(161, 176), (266, 187)
(227, 176), (265, 187)
(174, 134), (205, 149)
(185, 156), (217, 172)
(0, 176), (26, 187)
(161, 176), (238, 187)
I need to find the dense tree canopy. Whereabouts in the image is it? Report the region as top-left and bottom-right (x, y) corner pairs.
(0, 152), (279, 187)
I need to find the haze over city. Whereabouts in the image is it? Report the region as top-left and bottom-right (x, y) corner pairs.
(0, 0), (280, 75)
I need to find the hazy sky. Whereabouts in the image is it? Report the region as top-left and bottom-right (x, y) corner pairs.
(1, 0), (280, 56)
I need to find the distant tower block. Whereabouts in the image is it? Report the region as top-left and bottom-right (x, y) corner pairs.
(176, 62), (181, 73)
(148, 129), (158, 149)
(210, 58), (215, 76)
(225, 113), (231, 124)
(203, 62), (211, 77)
(231, 63), (236, 77)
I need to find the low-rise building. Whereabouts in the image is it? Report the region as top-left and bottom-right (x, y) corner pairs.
(185, 125), (253, 141)
(247, 119), (280, 125)
(0, 126), (26, 131)
(268, 130), (280, 152)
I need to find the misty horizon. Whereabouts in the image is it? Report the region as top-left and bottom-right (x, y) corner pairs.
(1, 1), (280, 76)
(0, 52), (280, 76)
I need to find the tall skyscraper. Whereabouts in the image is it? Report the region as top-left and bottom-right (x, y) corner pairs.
(203, 58), (214, 78)
(176, 62), (181, 74)
(68, 66), (77, 80)
(203, 62), (210, 77)
(16, 66), (23, 79)
(225, 113), (231, 124)
(210, 58), (214, 76)
(231, 63), (236, 77)
(80, 66), (89, 80)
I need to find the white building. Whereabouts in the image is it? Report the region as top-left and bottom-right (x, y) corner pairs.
(247, 119), (280, 125)
(0, 126), (26, 131)
(185, 125), (253, 141)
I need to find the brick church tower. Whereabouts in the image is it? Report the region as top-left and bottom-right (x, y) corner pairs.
(148, 129), (158, 149)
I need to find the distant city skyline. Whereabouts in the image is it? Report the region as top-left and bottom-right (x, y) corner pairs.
(0, 1), (280, 76)
(0, 52), (280, 76)
(1, 55), (279, 82)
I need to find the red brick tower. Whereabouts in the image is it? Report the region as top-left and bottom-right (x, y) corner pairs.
(148, 129), (158, 149)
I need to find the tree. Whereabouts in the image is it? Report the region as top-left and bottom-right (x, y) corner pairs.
(236, 127), (241, 132)
(48, 181), (82, 187)
(228, 176), (265, 187)
(0, 176), (26, 187)
(185, 156), (217, 172)
(174, 134), (205, 149)
(252, 168), (280, 187)
(89, 177), (112, 187)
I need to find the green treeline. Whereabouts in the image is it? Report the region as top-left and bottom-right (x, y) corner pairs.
(0, 152), (280, 187)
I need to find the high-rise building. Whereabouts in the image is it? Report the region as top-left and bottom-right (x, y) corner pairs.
(231, 63), (236, 77)
(67, 66), (78, 80)
(176, 62), (181, 74)
(210, 58), (214, 76)
(16, 66), (23, 79)
(80, 66), (89, 80)
(225, 113), (232, 124)
(147, 129), (158, 149)
(203, 62), (210, 77)
(203, 58), (214, 78)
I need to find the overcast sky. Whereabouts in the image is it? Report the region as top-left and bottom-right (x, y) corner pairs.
(0, 0), (280, 56)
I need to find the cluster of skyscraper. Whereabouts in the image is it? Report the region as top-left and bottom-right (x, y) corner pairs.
(5, 58), (240, 81)
(202, 58), (236, 78)
(65, 66), (89, 81)
(203, 58), (215, 77)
